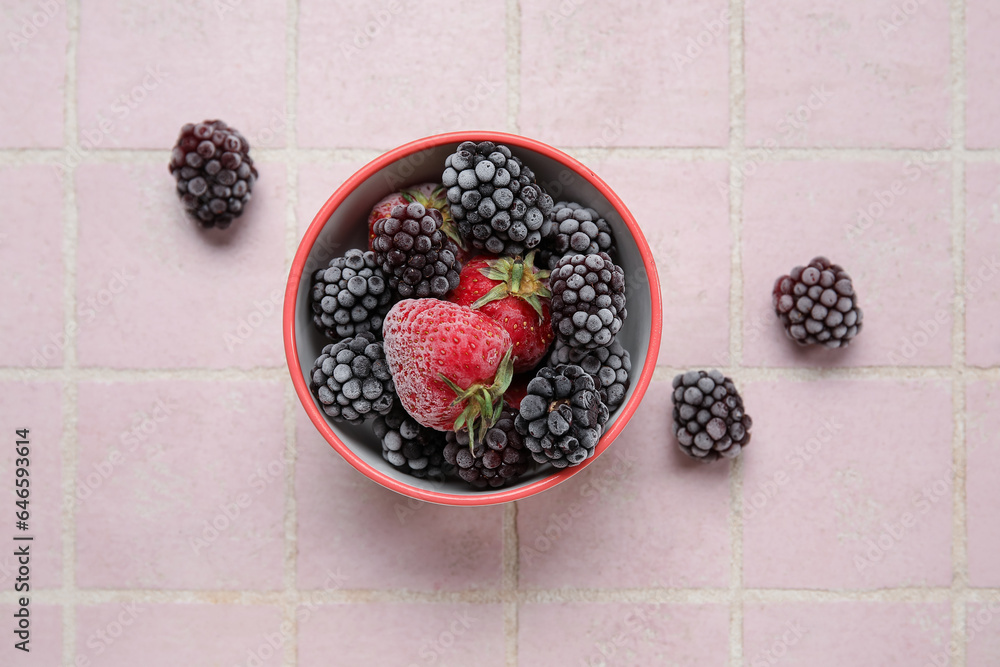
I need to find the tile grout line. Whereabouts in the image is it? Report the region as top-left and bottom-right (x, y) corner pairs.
(282, 0), (301, 664)
(10, 145), (1000, 165)
(950, 0), (968, 663)
(727, 0), (747, 665)
(60, 2), (80, 666)
(504, 1), (521, 664)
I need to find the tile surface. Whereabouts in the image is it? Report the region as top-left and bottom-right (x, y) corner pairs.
(742, 160), (953, 367)
(0, 166), (65, 367)
(742, 379), (953, 589)
(75, 381), (286, 590)
(965, 164), (1000, 367)
(967, 0), (1000, 147)
(967, 381), (1000, 587)
(745, 0), (951, 148)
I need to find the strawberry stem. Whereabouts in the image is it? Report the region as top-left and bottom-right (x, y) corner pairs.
(469, 252), (551, 322)
(439, 347), (515, 450)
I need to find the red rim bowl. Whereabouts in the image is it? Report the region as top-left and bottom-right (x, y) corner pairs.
(284, 131), (662, 506)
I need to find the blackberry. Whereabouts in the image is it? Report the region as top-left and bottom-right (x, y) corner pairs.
(374, 406), (450, 480)
(547, 338), (631, 412)
(372, 202), (462, 298)
(543, 201), (616, 269)
(310, 249), (391, 341)
(169, 120), (257, 229)
(309, 332), (395, 425)
(444, 406), (531, 489)
(773, 256), (863, 348)
(671, 370), (751, 462)
(442, 140), (554, 256)
(549, 252), (627, 349)
(515, 365), (609, 469)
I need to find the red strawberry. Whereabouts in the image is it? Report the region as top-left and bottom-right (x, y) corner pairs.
(367, 183), (467, 259)
(383, 299), (514, 438)
(447, 252), (554, 373)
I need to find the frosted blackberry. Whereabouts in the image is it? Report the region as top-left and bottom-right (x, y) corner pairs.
(444, 406), (531, 489)
(309, 332), (395, 425)
(543, 201), (616, 269)
(310, 249), (391, 341)
(169, 120), (257, 229)
(374, 407), (450, 480)
(515, 365), (609, 469)
(672, 370), (751, 462)
(442, 140), (554, 256)
(550, 252), (627, 349)
(371, 202), (462, 298)
(773, 256), (863, 349)
(547, 338), (631, 412)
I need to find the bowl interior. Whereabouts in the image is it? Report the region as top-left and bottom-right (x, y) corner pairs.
(292, 138), (657, 501)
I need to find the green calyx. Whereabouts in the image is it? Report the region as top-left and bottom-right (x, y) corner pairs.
(402, 186), (466, 250)
(469, 251), (552, 322)
(439, 347), (515, 450)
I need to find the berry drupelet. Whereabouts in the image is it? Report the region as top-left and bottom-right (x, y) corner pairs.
(443, 140), (554, 256)
(443, 406), (531, 489)
(169, 120), (257, 229)
(549, 252), (627, 350)
(773, 256), (863, 348)
(371, 202), (462, 299)
(547, 338), (632, 412)
(515, 365), (609, 469)
(543, 201), (616, 269)
(310, 249), (391, 341)
(309, 332), (395, 425)
(671, 370), (751, 462)
(374, 406), (451, 480)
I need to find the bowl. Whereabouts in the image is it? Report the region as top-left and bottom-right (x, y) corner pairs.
(284, 131), (661, 506)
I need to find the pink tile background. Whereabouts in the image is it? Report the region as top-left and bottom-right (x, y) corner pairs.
(742, 160), (953, 367)
(745, 0), (951, 148)
(0, 0), (67, 147)
(742, 379), (953, 589)
(75, 381), (286, 590)
(518, 602), (730, 667)
(743, 601), (952, 665)
(965, 164), (1000, 367)
(0, 0), (990, 663)
(0, 166), (65, 367)
(0, 604), (61, 665)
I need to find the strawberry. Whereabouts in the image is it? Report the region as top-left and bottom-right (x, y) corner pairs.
(447, 251), (554, 373)
(367, 183), (467, 259)
(383, 299), (514, 439)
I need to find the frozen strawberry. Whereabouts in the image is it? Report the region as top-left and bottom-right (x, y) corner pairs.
(447, 251), (554, 373)
(367, 183), (466, 259)
(383, 299), (514, 439)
